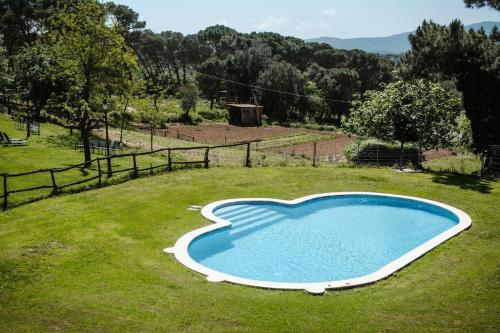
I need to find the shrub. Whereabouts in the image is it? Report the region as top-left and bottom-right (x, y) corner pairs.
(198, 109), (228, 121)
(344, 139), (421, 167)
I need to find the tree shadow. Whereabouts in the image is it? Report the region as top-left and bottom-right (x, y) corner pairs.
(431, 172), (493, 194)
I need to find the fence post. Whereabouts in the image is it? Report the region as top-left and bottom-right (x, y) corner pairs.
(107, 156), (112, 178)
(167, 149), (172, 172)
(204, 147), (210, 169)
(2, 174), (7, 211)
(376, 146), (379, 166)
(50, 169), (57, 194)
(176, 130), (180, 140)
(97, 159), (102, 186)
(245, 142), (251, 167)
(313, 142), (317, 167)
(132, 154), (138, 178)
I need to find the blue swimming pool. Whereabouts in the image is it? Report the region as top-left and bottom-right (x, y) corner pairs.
(167, 193), (471, 293)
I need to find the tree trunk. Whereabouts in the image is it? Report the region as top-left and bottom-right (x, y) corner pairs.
(182, 64), (187, 85)
(167, 65), (173, 80)
(175, 66), (181, 85)
(81, 128), (92, 166)
(210, 96), (214, 110)
(399, 141), (404, 170)
(120, 98), (129, 144)
(150, 123), (154, 151)
(26, 100), (31, 139)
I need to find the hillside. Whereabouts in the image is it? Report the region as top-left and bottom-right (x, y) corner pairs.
(307, 21), (499, 54)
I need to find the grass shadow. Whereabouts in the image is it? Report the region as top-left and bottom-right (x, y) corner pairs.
(430, 172), (494, 194)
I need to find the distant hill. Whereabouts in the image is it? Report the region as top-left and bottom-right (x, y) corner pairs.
(307, 21), (499, 55)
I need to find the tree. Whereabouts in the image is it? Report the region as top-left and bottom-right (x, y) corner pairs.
(226, 44), (271, 102)
(197, 57), (225, 109)
(463, 0), (500, 10)
(12, 44), (53, 121)
(257, 61), (304, 122)
(307, 64), (360, 124)
(0, 0), (63, 56)
(106, 2), (146, 37)
(296, 81), (328, 122)
(45, 0), (137, 164)
(347, 50), (393, 94)
(343, 80), (462, 168)
(402, 20), (500, 150)
(0, 34), (10, 90)
(178, 84), (198, 123)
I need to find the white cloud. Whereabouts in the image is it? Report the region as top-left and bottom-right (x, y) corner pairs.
(322, 8), (338, 19)
(256, 16), (291, 30)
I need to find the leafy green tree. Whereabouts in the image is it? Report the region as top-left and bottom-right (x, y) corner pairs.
(402, 20), (500, 150)
(296, 81), (328, 122)
(226, 44), (272, 102)
(197, 57), (225, 109)
(12, 44), (53, 120)
(0, 0), (61, 56)
(343, 80), (462, 168)
(0, 33), (10, 91)
(453, 111), (474, 151)
(314, 49), (348, 68)
(257, 61), (304, 122)
(463, 0), (500, 10)
(159, 31), (184, 86)
(105, 1), (146, 37)
(45, 0), (137, 164)
(178, 84), (198, 123)
(347, 50), (394, 94)
(307, 64), (360, 124)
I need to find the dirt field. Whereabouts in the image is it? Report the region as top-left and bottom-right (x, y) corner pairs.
(423, 148), (456, 161)
(262, 134), (355, 160)
(149, 123), (319, 144)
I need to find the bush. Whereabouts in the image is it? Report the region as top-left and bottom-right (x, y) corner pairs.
(198, 109), (228, 121)
(344, 139), (421, 167)
(160, 113), (182, 124)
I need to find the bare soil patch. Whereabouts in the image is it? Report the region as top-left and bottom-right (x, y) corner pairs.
(262, 134), (354, 159)
(152, 123), (317, 144)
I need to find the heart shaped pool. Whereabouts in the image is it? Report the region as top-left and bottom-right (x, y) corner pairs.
(165, 193), (471, 293)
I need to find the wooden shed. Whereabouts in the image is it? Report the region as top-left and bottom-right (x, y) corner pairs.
(228, 104), (263, 127)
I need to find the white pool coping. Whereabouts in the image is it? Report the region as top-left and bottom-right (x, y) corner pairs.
(164, 192), (472, 294)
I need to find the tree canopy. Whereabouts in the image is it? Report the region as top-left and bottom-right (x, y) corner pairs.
(401, 20), (500, 150)
(463, 0), (500, 10)
(44, 0), (137, 163)
(343, 80), (462, 154)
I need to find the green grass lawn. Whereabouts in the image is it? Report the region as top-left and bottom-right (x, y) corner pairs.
(0, 113), (308, 207)
(0, 166), (498, 332)
(0, 115), (168, 206)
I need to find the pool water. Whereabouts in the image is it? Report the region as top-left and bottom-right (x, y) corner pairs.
(188, 195), (460, 284)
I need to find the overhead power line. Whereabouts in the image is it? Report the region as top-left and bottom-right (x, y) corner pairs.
(195, 71), (352, 105)
(161, 62), (352, 105)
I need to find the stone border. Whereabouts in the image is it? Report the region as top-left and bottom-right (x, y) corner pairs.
(164, 192), (472, 294)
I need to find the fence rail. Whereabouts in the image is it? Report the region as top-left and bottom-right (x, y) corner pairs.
(1, 141), (255, 211)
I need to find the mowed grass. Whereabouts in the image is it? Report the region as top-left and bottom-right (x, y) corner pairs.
(0, 166), (498, 332)
(0, 115), (169, 206)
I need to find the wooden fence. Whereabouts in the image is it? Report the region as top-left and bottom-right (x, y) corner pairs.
(1, 141), (254, 211)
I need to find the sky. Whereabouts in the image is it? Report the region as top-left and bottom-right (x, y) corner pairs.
(113, 0), (500, 39)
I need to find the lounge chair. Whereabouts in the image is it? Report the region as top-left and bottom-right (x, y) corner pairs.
(1, 131), (28, 146)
